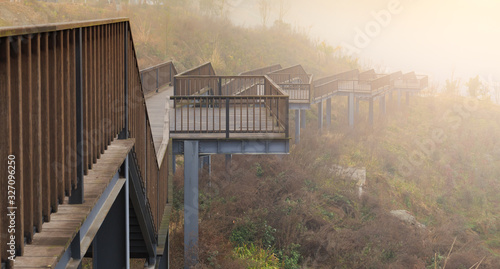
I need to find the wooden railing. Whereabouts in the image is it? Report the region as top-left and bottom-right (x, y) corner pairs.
(314, 80), (338, 99)
(313, 70), (359, 99)
(140, 61), (177, 95)
(268, 64), (308, 76)
(314, 69), (359, 86)
(125, 21), (169, 234)
(0, 18), (170, 262)
(266, 65), (313, 102)
(267, 73), (312, 102)
(174, 76), (282, 96)
(239, 64), (282, 76)
(393, 75), (428, 89)
(176, 62), (215, 76)
(359, 69), (377, 80)
(171, 76), (289, 138)
(335, 72), (391, 94)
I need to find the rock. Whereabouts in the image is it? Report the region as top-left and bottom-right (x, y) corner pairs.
(331, 165), (366, 198)
(390, 210), (426, 229)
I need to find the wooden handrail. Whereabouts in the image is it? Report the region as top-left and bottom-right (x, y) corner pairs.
(140, 61), (178, 95)
(0, 19), (171, 262)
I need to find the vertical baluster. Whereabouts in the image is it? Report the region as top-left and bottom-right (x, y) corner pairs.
(56, 30), (65, 202)
(0, 37), (8, 262)
(31, 33), (43, 232)
(49, 32), (59, 212)
(70, 27), (84, 205)
(10, 35), (25, 255)
(21, 34), (34, 243)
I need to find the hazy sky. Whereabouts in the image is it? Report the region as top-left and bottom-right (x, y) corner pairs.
(229, 0), (500, 85)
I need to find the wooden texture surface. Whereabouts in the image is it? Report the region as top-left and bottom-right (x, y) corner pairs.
(14, 138), (134, 268)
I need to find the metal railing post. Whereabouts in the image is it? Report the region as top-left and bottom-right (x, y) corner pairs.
(156, 68), (159, 92)
(225, 97), (230, 138)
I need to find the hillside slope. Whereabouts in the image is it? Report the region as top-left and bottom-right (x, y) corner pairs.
(170, 96), (500, 268)
(0, 1), (356, 75)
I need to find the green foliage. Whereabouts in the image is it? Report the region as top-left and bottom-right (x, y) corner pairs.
(255, 163), (264, 177)
(467, 75), (488, 99)
(233, 243), (281, 269)
(230, 222), (258, 246)
(275, 243), (301, 269)
(262, 222), (277, 249)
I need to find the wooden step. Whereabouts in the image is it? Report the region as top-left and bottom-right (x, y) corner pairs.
(14, 138), (135, 268)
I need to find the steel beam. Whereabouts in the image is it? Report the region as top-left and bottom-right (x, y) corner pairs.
(184, 140), (199, 268)
(295, 110), (300, 144)
(172, 139), (289, 155)
(57, 173), (126, 269)
(93, 187), (127, 268)
(348, 93), (354, 127)
(288, 103), (311, 110)
(129, 154), (156, 262)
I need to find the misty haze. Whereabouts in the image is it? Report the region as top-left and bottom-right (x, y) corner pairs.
(0, 0), (499, 268)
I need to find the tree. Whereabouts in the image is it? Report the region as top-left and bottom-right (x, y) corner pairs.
(466, 75), (488, 99)
(199, 0), (228, 18)
(317, 41), (339, 64)
(444, 71), (460, 95)
(258, 0), (271, 27)
(276, 0), (291, 23)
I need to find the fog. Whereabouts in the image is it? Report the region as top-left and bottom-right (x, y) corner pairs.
(229, 0), (500, 86)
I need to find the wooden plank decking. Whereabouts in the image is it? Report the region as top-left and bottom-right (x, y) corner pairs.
(145, 86), (173, 152)
(14, 138), (135, 268)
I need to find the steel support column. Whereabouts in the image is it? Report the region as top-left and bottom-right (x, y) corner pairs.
(184, 140), (199, 269)
(92, 187), (127, 268)
(124, 155), (130, 269)
(368, 98), (374, 126)
(225, 154), (232, 169)
(318, 101), (323, 130)
(380, 95), (386, 116)
(295, 110), (300, 144)
(300, 109), (306, 129)
(348, 93), (354, 127)
(397, 89), (402, 108)
(326, 98), (331, 128)
(172, 154), (176, 174)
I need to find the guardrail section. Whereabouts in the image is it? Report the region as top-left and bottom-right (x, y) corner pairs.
(171, 76), (289, 138)
(393, 72), (428, 89)
(140, 61), (177, 95)
(267, 65), (313, 102)
(0, 19), (170, 262)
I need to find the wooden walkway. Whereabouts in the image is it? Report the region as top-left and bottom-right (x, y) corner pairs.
(145, 86), (173, 152)
(145, 86), (285, 142)
(14, 139), (135, 268)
